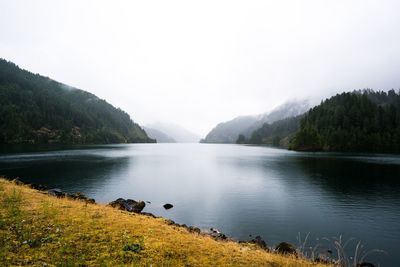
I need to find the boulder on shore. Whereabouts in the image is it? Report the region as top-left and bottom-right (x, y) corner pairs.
(30, 183), (48, 191)
(85, 198), (96, 204)
(275, 242), (297, 255)
(48, 188), (65, 198)
(12, 178), (24, 185)
(67, 192), (96, 204)
(109, 198), (145, 213)
(251, 236), (268, 250)
(209, 228), (227, 240)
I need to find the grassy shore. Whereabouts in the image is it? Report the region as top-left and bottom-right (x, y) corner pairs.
(0, 179), (330, 266)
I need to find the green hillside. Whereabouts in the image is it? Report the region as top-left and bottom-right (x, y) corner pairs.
(0, 59), (154, 144)
(244, 115), (302, 148)
(292, 90), (400, 153)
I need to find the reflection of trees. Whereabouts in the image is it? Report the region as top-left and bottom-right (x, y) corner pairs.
(289, 155), (400, 196)
(0, 149), (131, 194)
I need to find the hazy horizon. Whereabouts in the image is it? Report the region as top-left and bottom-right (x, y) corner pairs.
(1, 0), (400, 136)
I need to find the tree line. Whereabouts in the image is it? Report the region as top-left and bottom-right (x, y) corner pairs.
(291, 90), (400, 153)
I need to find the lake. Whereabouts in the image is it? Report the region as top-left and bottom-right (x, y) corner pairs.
(0, 144), (399, 266)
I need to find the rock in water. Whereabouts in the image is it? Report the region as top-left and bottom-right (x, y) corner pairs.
(357, 263), (375, 267)
(163, 203), (173, 210)
(109, 198), (146, 213)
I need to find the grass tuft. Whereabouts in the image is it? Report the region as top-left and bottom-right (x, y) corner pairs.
(296, 232), (385, 266)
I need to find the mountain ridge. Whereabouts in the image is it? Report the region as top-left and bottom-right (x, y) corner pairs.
(146, 122), (200, 143)
(0, 58), (154, 144)
(202, 99), (311, 143)
(143, 126), (176, 143)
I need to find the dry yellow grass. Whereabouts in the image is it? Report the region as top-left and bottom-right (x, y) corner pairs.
(0, 179), (330, 266)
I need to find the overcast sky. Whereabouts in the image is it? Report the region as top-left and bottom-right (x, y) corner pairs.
(1, 0), (400, 136)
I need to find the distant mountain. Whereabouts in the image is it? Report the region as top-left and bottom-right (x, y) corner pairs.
(0, 59), (154, 144)
(143, 127), (176, 143)
(202, 99), (310, 143)
(292, 89), (400, 153)
(201, 116), (259, 144)
(146, 122), (200, 143)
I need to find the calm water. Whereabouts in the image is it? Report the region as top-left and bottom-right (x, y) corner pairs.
(0, 144), (399, 266)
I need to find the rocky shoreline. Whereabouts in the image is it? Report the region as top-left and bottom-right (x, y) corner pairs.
(7, 178), (376, 267)
(10, 178), (292, 252)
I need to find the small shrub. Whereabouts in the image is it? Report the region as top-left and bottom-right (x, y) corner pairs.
(123, 243), (142, 253)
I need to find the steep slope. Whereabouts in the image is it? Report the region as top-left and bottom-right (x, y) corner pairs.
(143, 127), (176, 143)
(245, 115), (303, 148)
(242, 99), (310, 138)
(292, 90), (400, 153)
(202, 100), (310, 143)
(146, 122), (200, 143)
(0, 59), (154, 144)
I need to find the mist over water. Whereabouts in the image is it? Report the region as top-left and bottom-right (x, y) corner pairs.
(1, 1), (400, 266)
(2, 1), (400, 135)
(1, 144), (399, 266)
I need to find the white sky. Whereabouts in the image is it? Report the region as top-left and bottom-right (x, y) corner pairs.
(1, 0), (400, 136)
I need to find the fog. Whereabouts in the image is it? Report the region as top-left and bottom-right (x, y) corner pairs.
(1, 0), (400, 136)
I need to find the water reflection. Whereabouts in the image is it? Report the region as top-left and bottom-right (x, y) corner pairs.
(0, 144), (399, 266)
(292, 154), (400, 196)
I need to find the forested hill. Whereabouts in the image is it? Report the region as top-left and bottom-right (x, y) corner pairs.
(0, 59), (155, 144)
(241, 115), (302, 148)
(292, 90), (400, 153)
